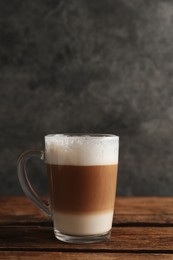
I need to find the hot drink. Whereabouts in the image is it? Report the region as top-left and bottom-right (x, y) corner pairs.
(18, 133), (119, 243)
(45, 135), (118, 236)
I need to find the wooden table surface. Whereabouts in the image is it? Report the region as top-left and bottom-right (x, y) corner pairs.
(1, 197), (173, 259)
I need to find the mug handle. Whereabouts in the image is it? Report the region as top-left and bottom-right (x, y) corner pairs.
(17, 150), (51, 217)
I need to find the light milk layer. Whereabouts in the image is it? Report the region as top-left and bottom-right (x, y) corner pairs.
(53, 211), (114, 235)
(45, 134), (119, 165)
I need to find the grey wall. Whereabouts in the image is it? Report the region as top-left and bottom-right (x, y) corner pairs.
(0, 0), (173, 196)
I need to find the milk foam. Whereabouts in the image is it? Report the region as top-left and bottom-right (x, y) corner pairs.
(53, 211), (114, 235)
(45, 134), (119, 165)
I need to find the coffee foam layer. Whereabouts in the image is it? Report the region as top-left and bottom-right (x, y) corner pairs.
(45, 135), (119, 165)
(53, 211), (113, 235)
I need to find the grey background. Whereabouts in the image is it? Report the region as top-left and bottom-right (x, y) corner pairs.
(0, 0), (173, 196)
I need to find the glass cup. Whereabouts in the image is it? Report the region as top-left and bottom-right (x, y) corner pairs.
(17, 134), (119, 243)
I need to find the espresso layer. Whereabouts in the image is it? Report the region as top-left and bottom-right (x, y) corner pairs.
(47, 164), (118, 214)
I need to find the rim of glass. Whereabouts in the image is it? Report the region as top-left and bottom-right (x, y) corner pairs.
(45, 133), (119, 139)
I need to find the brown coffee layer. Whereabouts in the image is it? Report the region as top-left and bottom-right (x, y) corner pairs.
(47, 164), (118, 214)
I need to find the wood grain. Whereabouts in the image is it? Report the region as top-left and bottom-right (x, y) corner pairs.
(114, 197), (173, 225)
(1, 226), (173, 251)
(0, 196), (51, 225)
(0, 252), (172, 260)
(1, 196), (173, 258)
(1, 196), (173, 225)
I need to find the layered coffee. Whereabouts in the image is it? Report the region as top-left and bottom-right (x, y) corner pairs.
(45, 135), (119, 236)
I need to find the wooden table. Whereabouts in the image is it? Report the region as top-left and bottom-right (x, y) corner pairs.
(1, 197), (173, 259)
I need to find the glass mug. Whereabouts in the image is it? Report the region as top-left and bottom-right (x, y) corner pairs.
(17, 134), (119, 243)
